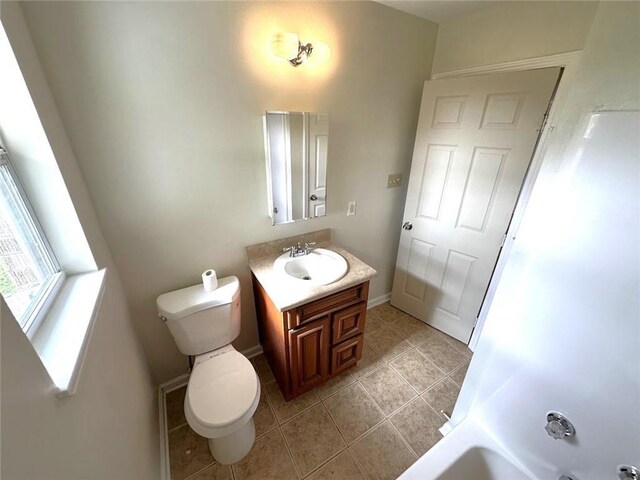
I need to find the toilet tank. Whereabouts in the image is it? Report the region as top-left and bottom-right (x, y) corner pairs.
(156, 276), (241, 356)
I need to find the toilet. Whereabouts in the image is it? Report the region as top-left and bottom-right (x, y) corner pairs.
(156, 276), (260, 465)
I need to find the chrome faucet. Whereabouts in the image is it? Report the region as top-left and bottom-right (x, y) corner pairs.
(283, 242), (316, 258)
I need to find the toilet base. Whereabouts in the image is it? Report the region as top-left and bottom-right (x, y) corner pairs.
(208, 418), (256, 465)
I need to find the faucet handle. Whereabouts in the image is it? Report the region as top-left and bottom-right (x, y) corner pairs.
(283, 246), (293, 252)
(304, 242), (316, 247)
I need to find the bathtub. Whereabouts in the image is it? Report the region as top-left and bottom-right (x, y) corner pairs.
(399, 419), (535, 480)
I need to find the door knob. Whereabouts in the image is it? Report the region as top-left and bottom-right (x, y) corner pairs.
(309, 194), (318, 201)
(402, 222), (413, 231)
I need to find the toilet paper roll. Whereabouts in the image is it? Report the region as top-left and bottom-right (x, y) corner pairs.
(202, 269), (218, 292)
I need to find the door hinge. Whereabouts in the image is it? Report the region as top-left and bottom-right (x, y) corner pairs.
(500, 233), (508, 248)
(537, 112), (549, 133)
(473, 316), (479, 328)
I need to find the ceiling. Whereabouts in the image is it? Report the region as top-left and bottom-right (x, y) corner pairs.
(375, 1), (498, 23)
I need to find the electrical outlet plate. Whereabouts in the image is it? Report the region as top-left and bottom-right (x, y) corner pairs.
(388, 173), (403, 188)
(347, 201), (356, 216)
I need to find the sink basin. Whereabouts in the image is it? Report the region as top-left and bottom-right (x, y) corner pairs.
(274, 248), (348, 286)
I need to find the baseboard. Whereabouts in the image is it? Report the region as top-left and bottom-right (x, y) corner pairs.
(367, 292), (391, 309)
(241, 344), (264, 359)
(158, 373), (189, 480)
(158, 386), (171, 480)
(159, 373), (190, 394)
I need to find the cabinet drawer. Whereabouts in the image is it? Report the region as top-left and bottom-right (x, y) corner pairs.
(291, 282), (369, 328)
(331, 302), (367, 344)
(330, 334), (363, 375)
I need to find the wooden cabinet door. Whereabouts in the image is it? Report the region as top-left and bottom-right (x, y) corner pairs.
(289, 316), (330, 396)
(331, 335), (363, 375)
(332, 302), (367, 344)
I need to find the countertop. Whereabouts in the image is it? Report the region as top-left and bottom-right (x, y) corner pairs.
(248, 243), (377, 311)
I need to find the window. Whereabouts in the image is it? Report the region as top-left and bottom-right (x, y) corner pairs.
(0, 19), (107, 398)
(0, 145), (63, 333)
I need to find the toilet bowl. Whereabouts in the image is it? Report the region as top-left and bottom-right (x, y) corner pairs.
(184, 345), (260, 464)
(157, 276), (260, 464)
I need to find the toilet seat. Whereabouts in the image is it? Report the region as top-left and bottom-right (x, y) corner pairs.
(184, 349), (260, 439)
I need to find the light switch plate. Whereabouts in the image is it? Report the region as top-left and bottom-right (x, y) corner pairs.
(347, 201), (356, 216)
(388, 173), (403, 188)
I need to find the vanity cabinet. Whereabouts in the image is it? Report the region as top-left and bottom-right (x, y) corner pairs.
(252, 277), (369, 400)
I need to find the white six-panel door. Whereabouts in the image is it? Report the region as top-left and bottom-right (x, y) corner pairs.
(391, 68), (560, 343)
(307, 113), (329, 217)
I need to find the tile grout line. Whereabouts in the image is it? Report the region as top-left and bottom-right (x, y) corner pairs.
(386, 413), (422, 461)
(278, 391), (375, 480)
(357, 360), (420, 418)
(350, 419), (416, 479)
(276, 425), (304, 480)
(317, 376), (387, 480)
(295, 402), (351, 479)
(347, 446), (373, 480)
(183, 460), (217, 480)
(167, 421), (189, 434)
(255, 377), (281, 440)
(255, 422), (279, 440)
(343, 448), (371, 480)
(273, 395), (321, 426)
(361, 305), (462, 461)
(388, 349), (448, 398)
(316, 376), (357, 404)
(320, 384), (386, 446)
(352, 357), (386, 381)
(387, 360), (424, 398)
(350, 348), (444, 463)
(411, 342), (451, 375)
(345, 421), (394, 480)
(300, 447), (351, 480)
(353, 376), (396, 422)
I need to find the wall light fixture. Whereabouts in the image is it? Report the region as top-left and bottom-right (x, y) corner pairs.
(271, 32), (330, 67)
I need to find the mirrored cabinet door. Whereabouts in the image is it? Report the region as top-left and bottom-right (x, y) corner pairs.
(263, 111), (329, 225)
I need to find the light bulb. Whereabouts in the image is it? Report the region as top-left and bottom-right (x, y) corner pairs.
(271, 32), (299, 60)
(308, 40), (331, 66)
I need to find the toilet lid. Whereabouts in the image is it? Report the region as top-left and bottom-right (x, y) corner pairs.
(186, 351), (258, 428)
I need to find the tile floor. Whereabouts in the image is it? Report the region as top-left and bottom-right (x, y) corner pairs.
(165, 302), (473, 480)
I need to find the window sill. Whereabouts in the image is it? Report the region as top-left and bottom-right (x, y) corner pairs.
(31, 268), (107, 398)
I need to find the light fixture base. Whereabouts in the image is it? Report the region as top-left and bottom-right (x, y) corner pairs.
(289, 42), (314, 67)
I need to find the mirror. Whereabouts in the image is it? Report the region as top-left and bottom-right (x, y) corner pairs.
(263, 111), (329, 225)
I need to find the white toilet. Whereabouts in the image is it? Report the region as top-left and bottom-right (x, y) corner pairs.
(157, 276), (260, 465)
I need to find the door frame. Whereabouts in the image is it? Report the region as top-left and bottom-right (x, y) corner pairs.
(431, 50), (582, 351)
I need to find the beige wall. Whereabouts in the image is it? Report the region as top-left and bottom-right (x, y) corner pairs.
(1, 3), (159, 478)
(19, 1), (438, 382)
(432, 1), (598, 74)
